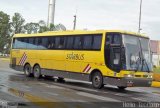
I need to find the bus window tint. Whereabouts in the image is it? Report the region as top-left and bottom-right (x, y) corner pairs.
(74, 36), (83, 49)
(66, 37), (74, 49)
(13, 38), (18, 49)
(48, 37), (55, 49)
(113, 34), (121, 45)
(107, 34), (121, 45)
(59, 37), (66, 49)
(12, 34), (102, 50)
(38, 38), (44, 49)
(93, 35), (102, 50)
(15, 38), (27, 49)
(42, 38), (48, 49)
(55, 37), (60, 49)
(83, 36), (92, 50)
(28, 38), (37, 49)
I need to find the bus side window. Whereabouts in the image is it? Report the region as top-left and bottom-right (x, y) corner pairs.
(28, 38), (37, 49)
(35, 38), (39, 48)
(93, 35), (102, 50)
(55, 37), (65, 49)
(83, 35), (92, 50)
(48, 37), (55, 49)
(55, 37), (60, 49)
(66, 36), (74, 49)
(59, 37), (66, 49)
(113, 34), (121, 45)
(37, 38), (43, 49)
(42, 37), (48, 49)
(74, 36), (83, 49)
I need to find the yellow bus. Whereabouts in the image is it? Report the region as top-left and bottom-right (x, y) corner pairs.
(10, 30), (153, 89)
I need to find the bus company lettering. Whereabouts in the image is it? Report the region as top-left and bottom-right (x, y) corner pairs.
(66, 53), (84, 60)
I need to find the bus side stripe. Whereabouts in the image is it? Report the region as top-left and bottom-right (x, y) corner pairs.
(21, 54), (27, 66)
(19, 53), (26, 65)
(86, 67), (91, 73)
(20, 53), (26, 65)
(83, 64), (90, 72)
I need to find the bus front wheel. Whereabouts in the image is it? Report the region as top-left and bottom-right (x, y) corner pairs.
(24, 64), (32, 77)
(92, 72), (104, 89)
(33, 65), (41, 79)
(57, 77), (65, 82)
(118, 86), (127, 90)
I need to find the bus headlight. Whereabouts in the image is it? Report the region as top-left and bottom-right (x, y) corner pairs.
(124, 74), (134, 78)
(147, 75), (153, 79)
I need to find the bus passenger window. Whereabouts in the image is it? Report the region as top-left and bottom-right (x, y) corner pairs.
(37, 38), (45, 49)
(55, 37), (60, 49)
(59, 37), (65, 49)
(74, 36), (83, 49)
(41, 38), (48, 49)
(55, 37), (65, 49)
(93, 35), (102, 50)
(66, 37), (74, 49)
(28, 38), (37, 49)
(83, 36), (92, 50)
(48, 37), (55, 49)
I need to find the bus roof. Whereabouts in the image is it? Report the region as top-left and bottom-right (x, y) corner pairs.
(13, 30), (148, 38)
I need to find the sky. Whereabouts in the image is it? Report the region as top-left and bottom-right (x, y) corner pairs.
(0, 0), (160, 40)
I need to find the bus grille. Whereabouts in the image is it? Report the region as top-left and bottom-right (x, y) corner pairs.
(135, 75), (141, 77)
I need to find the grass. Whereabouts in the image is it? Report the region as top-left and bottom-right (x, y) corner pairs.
(154, 67), (160, 73)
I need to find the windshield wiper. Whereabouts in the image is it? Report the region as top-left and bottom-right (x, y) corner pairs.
(138, 38), (150, 73)
(141, 58), (150, 73)
(135, 52), (141, 72)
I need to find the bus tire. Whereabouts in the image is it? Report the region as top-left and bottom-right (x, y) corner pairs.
(33, 65), (41, 79)
(24, 64), (32, 77)
(57, 77), (65, 83)
(45, 75), (53, 79)
(92, 72), (104, 89)
(118, 86), (127, 90)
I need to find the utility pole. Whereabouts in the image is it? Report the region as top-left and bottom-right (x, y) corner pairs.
(47, 0), (56, 28)
(138, 0), (143, 33)
(73, 15), (77, 30)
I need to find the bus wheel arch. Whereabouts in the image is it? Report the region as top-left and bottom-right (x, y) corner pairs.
(89, 69), (104, 89)
(33, 64), (42, 79)
(89, 69), (102, 81)
(24, 63), (32, 77)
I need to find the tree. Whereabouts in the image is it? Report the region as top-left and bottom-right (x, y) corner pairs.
(11, 13), (25, 34)
(49, 23), (56, 31)
(24, 22), (39, 34)
(38, 20), (48, 33)
(0, 11), (11, 53)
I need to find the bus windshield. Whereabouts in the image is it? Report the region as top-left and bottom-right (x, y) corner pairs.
(123, 34), (152, 72)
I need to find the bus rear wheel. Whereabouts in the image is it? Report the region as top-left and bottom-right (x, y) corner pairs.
(33, 65), (41, 79)
(92, 72), (104, 89)
(24, 64), (32, 77)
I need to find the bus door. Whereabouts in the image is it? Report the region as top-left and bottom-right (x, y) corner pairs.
(105, 33), (122, 72)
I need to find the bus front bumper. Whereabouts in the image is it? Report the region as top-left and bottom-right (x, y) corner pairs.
(103, 77), (152, 87)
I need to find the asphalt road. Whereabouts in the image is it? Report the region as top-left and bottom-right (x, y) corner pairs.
(0, 59), (160, 108)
